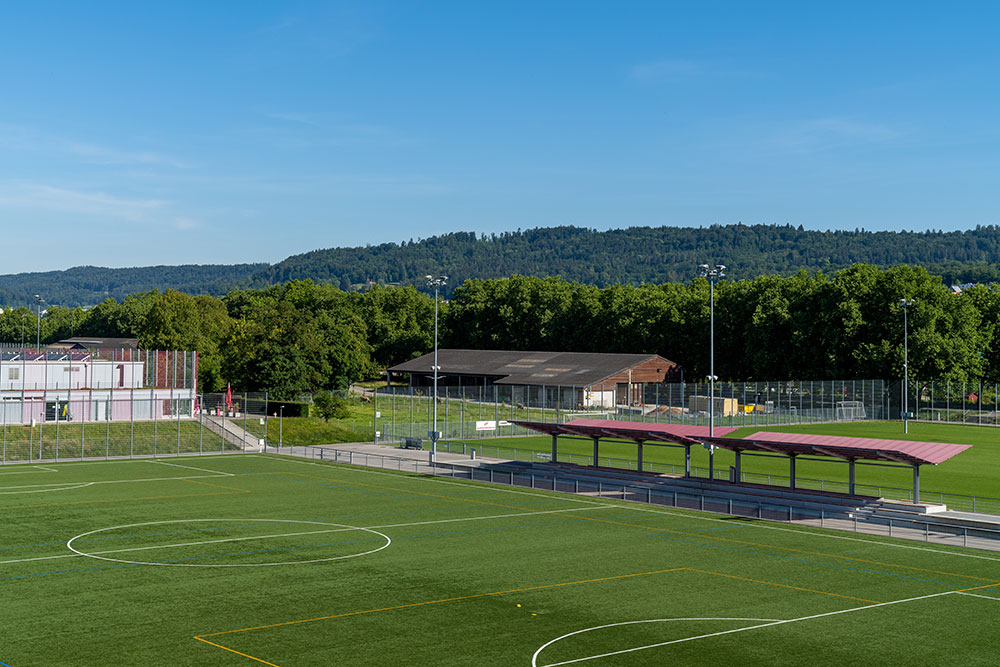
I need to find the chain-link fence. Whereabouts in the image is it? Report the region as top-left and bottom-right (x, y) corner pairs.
(373, 379), (889, 443)
(271, 445), (1000, 552)
(896, 380), (1000, 425)
(0, 391), (276, 463)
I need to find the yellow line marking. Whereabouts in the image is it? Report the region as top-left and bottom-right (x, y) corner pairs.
(193, 565), (881, 664)
(275, 470), (544, 512)
(685, 568), (880, 603)
(552, 512), (1000, 584)
(666, 530), (1000, 583)
(193, 637), (283, 667)
(954, 581), (1000, 593)
(181, 477), (251, 493)
(268, 463), (1000, 584)
(196, 568), (686, 639)
(0, 490), (243, 511)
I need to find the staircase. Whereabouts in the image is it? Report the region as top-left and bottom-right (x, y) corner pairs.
(201, 415), (261, 452)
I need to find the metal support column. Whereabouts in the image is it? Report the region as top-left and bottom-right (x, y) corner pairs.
(913, 465), (920, 504)
(684, 444), (691, 477)
(848, 459), (856, 496)
(551, 434), (558, 463)
(734, 450), (742, 483)
(592, 436), (599, 467)
(789, 455), (797, 489)
(637, 442), (643, 472)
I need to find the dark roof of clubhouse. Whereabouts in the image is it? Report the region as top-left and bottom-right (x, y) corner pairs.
(388, 349), (675, 387)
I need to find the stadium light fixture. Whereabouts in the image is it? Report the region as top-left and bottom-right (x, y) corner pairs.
(901, 298), (915, 433)
(426, 275), (448, 465)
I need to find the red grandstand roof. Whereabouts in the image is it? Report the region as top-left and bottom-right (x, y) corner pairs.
(514, 419), (970, 466)
(512, 418), (737, 445)
(701, 431), (971, 466)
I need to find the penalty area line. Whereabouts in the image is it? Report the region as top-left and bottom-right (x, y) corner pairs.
(534, 589), (971, 666)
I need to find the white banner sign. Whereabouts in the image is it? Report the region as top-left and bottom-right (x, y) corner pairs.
(476, 420), (497, 431)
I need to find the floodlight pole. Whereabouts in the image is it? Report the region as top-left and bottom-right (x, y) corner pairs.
(901, 298), (915, 434)
(279, 405), (285, 447)
(426, 275), (448, 465)
(33, 295), (44, 349)
(699, 264), (725, 481)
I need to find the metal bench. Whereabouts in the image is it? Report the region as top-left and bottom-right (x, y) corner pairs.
(403, 437), (424, 450)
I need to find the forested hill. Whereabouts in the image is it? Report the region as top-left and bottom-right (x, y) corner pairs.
(255, 224), (1000, 294)
(6, 224), (1000, 307)
(0, 264), (265, 309)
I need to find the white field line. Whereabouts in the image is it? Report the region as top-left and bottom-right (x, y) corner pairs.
(259, 453), (1000, 563)
(152, 460), (235, 477)
(35, 466), (58, 472)
(81, 505), (614, 556)
(0, 474), (233, 492)
(261, 454), (605, 506)
(531, 618), (779, 667)
(955, 591), (1000, 601)
(535, 590), (963, 666)
(0, 505), (611, 566)
(0, 483), (94, 495)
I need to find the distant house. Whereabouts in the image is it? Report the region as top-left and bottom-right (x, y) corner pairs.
(387, 349), (681, 408)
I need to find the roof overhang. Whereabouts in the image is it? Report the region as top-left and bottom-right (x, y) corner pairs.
(514, 420), (971, 467)
(513, 418), (737, 446)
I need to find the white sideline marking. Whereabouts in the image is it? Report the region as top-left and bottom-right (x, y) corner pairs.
(956, 591), (1000, 601)
(0, 466), (58, 476)
(622, 504), (1000, 563)
(0, 504), (610, 566)
(152, 460), (235, 477)
(79, 505), (611, 557)
(262, 454), (605, 505)
(0, 474), (229, 494)
(261, 453), (1000, 563)
(534, 590), (963, 666)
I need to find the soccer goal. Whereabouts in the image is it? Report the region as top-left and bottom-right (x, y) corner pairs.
(835, 400), (867, 421)
(561, 411), (615, 423)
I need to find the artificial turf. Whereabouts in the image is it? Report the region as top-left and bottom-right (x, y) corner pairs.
(1, 453), (998, 665)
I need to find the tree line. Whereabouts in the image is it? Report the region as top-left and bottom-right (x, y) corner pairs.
(0, 263), (998, 398)
(8, 224), (1000, 308)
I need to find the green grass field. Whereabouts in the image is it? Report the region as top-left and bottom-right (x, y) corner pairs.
(1, 452), (999, 665)
(438, 421), (1000, 504)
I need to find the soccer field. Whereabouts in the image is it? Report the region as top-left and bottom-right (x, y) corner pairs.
(2, 454), (999, 666)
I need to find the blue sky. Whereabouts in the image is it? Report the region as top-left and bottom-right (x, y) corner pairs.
(1, 2), (999, 273)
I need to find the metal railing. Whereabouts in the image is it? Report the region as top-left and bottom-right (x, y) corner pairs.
(430, 441), (1000, 515)
(270, 445), (1000, 552)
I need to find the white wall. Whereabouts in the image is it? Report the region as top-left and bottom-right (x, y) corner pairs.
(0, 359), (144, 391)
